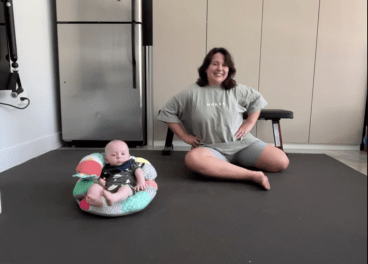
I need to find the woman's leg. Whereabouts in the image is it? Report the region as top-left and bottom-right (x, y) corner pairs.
(185, 147), (270, 190)
(255, 145), (289, 172)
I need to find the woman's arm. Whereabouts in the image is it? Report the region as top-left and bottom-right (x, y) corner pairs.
(168, 122), (201, 148)
(235, 110), (260, 139)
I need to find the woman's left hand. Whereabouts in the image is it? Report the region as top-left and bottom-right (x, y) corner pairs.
(235, 111), (260, 139)
(235, 124), (251, 139)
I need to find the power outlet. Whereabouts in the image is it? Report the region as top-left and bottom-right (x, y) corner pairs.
(17, 90), (28, 105)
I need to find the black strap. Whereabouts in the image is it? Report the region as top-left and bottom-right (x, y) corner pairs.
(7, 71), (23, 94)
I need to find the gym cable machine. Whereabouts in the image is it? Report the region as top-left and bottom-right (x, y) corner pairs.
(0, 0), (30, 109)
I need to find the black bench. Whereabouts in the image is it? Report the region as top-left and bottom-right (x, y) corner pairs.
(161, 109), (294, 156)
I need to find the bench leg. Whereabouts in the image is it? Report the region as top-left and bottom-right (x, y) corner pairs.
(271, 119), (284, 151)
(162, 128), (174, 156)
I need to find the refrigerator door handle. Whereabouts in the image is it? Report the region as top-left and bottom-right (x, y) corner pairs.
(132, 23), (143, 91)
(131, 0), (137, 88)
(131, 0), (142, 89)
(131, 22), (137, 89)
(134, 0), (142, 23)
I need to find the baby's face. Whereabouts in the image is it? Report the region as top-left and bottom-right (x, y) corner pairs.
(105, 142), (130, 166)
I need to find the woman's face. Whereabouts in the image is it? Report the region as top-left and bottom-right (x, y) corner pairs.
(206, 52), (229, 86)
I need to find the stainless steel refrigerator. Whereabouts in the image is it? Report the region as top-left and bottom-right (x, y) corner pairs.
(56, 0), (152, 147)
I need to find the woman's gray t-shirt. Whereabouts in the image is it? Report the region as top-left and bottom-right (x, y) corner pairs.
(158, 83), (268, 155)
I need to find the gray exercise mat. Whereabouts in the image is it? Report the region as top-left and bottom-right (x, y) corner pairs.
(0, 149), (366, 264)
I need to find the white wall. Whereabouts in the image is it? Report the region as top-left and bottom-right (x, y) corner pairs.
(0, 0), (62, 173)
(153, 0), (367, 147)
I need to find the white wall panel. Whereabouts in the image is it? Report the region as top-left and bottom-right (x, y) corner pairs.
(309, 0), (367, 144)
(207, 0), (263, 90)
(257, 0), (319, 143)
(153, 0), (207, 141)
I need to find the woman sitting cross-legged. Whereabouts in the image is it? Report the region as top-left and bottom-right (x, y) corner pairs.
(158, 47), (289, 190)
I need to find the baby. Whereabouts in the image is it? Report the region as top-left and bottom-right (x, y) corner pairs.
(86, 140), (146, 207)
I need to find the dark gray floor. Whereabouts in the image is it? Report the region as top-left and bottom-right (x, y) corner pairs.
(0, 149), (367, 264)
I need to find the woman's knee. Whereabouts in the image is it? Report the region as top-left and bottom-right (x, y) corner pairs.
(256, 146), (289, 172)
(277, 153), (290, 171)
(185, 148), (202, 166)
(184, 147), (214, 170)
(266, 151), (289, 172)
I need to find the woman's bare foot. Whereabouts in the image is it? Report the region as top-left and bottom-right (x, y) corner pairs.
(86, 194), (103, 207)
(253, 171), (270, 190)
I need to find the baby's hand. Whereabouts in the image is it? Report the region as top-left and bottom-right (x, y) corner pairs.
(98, 178), (106, 186)
(134, 181), (147, 192)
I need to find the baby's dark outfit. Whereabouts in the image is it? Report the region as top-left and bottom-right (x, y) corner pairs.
(101, 159), (140, 193)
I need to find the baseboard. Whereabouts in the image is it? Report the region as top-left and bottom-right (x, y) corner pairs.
(0, 132), (63, 173)
(154, 140), (190, 147)
(283, 143), (360, 151)
(154, 140), (360, 151)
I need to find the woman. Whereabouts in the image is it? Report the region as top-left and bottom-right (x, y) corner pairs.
(158, 47), (289, 190)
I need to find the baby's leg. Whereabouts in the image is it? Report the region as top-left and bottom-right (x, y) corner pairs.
(86, 183), (104, 207)
(104, 185), (133, 206)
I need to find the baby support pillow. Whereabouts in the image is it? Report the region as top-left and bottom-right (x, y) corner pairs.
(73, 153), (158, 217)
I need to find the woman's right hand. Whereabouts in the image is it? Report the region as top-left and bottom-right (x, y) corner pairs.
(180, 134), (201, 148)
(167, 123), (201, 148)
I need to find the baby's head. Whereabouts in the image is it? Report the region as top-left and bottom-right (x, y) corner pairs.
(105, 140), (130, 166)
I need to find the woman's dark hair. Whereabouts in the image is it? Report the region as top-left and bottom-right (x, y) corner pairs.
(196, 47), (237, 90)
